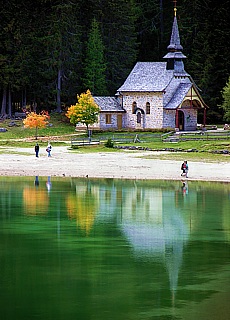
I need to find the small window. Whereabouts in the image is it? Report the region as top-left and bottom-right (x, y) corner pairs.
(106, 114), (111, 124)
(137, 112), (141, 124)
(146, 102), (150, 114)
(132, 101), (137, 114)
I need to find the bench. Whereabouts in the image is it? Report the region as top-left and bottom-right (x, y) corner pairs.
(71, 138), (101, 148)
(14, 112), (26, 119)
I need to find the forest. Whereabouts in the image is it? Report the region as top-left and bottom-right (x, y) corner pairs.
(0, 0), (230, 123)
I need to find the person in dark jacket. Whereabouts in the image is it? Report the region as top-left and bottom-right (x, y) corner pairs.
(35, 143), (39, 157)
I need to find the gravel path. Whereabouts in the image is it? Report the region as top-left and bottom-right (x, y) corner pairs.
(0, 146), (229, 182)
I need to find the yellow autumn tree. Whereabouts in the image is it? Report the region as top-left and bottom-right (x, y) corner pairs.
(23, 111), (50, 139)
(66, 191), (98, 235)
(23, 187), (49, 216)
(65, 89), (100, 136)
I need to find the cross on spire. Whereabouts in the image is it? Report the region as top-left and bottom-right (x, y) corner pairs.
(173, 0), (177, 16)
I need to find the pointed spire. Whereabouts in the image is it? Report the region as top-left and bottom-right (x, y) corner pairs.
(163, 1), (187, 73)
(167, 15), (183, 52)
(167, 1), (183, 52)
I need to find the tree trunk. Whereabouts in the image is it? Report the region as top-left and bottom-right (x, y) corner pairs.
(56, 68), (62, 113)
(1, 87), (7, 117)
(35, 126), (38, 140)
(8, 86), (12, 118)
(22, 89), (27, 109)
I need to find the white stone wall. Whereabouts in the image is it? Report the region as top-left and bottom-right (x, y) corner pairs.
(75, 103), (197, 131)
(99, 113), (124, 130)
(122, 92), (164, 129)
(183, 109), (197, 131)
(163, 108), (197, 130)
(163, 109), (176, 128)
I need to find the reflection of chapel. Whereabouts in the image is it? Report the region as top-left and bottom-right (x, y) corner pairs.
(91, 4), (208, 131)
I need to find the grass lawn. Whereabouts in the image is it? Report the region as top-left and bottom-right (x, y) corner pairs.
(0, 113), (229, 162)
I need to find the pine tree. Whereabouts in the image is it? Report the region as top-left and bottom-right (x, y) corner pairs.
(83, 18), (108, 96)
(32, 0), (82, 112)
(179, 0), (230, 122)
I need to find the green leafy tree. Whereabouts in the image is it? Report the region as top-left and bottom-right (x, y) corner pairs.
(221, 77), (230, 122)
(65, 89), (100, 136)
(83, 18), (108, 95)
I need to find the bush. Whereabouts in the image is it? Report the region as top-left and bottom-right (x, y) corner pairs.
(104, 138), (114, 148)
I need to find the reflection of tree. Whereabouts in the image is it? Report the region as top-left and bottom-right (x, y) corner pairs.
(66, 189), (98, 234)
(23, 187), (49, 216)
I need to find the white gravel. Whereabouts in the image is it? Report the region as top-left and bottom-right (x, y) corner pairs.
(0, 146), (229, 182)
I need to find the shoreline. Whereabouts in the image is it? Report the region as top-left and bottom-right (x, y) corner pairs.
(0, 146), (229, 182)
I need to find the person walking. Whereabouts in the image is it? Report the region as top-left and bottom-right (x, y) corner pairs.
(46, 144), (52, 157)
(184, 160), (189, 178)
(181, 161), (186, 176)
(35, 143), (39, 157)
(181, 160), (189, 178)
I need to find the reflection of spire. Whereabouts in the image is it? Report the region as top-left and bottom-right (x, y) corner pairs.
(164, 239), (183, 304)
(163, 206), (189, 305)
(121, 187), (191, 306)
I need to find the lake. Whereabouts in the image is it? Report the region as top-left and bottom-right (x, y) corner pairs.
(0, 177), (229, 320)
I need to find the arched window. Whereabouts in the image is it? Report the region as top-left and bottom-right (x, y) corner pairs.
(132, 101), (137, 114)
(146, 102), (150, 114)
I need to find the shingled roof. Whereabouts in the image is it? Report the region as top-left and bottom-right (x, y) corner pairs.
(164, 82), (192, 109)
(117, 62), (176, 92)
(93, 97), (124, 112)
(117, 61), (193, 109)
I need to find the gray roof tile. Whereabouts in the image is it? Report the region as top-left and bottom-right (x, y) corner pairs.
(164, 83), (192, 109)
(93, 97), (124, 112)
(117, 62), (174, 92)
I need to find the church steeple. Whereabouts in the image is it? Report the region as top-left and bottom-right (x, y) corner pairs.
(163, 1), (187, 73)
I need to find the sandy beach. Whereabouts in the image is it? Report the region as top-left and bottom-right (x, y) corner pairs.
(0, 146), (229, 182)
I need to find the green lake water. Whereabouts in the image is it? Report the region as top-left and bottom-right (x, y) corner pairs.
(0, 177), (229, 320)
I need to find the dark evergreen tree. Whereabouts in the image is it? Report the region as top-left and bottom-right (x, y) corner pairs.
(135, 0), (165, 61)
(0, 0), (229, 122)
(29, 0), (82, 112)
(0, 0), (31, 116)
(82, 0), (138, 94)
(179, 0), (230, 122)
(83, 18), (108, 95)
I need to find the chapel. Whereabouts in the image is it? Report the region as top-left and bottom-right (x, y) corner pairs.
(89, 4), (208, 131)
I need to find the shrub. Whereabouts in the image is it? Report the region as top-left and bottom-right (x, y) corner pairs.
(104, 138), (114, 148)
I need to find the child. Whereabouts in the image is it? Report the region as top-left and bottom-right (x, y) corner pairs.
(46, 145), (52, 157)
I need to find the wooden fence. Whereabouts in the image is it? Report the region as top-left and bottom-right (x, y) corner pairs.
(71, 130), (230, 147)
(71, 132), (163, 147)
